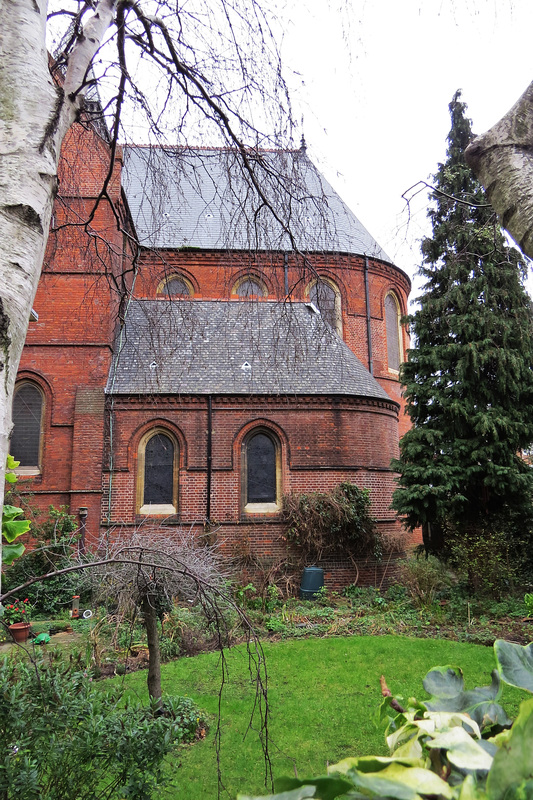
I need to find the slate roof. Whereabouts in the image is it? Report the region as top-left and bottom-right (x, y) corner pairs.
(107, 300), (393, 401)
(122, 146), (392, 262)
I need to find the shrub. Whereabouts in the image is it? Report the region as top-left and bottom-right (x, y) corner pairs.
(283, 482), (381, 562)
(2, 506), (85, 615)
(396, 554), (452, 607)
(446, 524), (523, 599)
(0, 657), (200, 799)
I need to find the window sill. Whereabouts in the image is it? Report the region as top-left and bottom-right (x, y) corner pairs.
(139, 504), (177, 516)
(14, 467), (41, 477)
(243, 502), (280, 515)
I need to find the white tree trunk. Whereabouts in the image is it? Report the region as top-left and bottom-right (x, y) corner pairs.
(0, 0), (116, 587)
(465, 81), (533, 260)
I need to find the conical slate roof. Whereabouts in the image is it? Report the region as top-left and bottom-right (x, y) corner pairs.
(122, 146), (392, 261)
(107, 300), (394, 401)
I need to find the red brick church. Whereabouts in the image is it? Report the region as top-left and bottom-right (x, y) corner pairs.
(12, 114), (411, 584)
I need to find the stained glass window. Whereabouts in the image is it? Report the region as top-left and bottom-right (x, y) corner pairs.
(144, 433), (174, 506)
(11, 383), (43, 467)
(247, 432), (276, 503)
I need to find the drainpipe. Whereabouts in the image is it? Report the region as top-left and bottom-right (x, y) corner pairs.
(206, 395), (213, 522)
(284, 252), (289, 296)
(364, 255), (374, 375)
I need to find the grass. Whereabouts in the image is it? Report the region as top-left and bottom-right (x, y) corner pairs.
(116, 635), (523, 799)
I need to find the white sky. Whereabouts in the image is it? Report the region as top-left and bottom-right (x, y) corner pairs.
(279, 0), (533, 300)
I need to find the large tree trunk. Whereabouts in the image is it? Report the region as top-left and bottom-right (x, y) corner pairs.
(142, 594), (163, 706)
(0, 0), (116, 589)
(465, 81), (533, 260)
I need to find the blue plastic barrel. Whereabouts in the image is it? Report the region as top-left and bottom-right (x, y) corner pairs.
(299, 566), (324, 600)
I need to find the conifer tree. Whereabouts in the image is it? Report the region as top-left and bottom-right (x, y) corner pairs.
(392, 91), (533, 551)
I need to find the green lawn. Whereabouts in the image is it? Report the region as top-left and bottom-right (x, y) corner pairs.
(118, 635), (520, 799)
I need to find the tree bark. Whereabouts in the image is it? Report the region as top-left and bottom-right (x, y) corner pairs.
(142, 593), (163, 705)
(465, 81), (533, 260)
(0, 0), (116, 591)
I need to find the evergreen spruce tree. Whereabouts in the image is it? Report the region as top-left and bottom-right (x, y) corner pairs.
(392, 91), (533, 559)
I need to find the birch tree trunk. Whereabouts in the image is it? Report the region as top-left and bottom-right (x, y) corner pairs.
(0, 0), (116, 586)
(465, 81), (533, 260)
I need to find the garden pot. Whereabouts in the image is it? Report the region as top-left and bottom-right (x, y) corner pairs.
(9, 623), (31, 643)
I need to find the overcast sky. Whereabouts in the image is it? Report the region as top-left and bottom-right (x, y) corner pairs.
(279, 0), (533, 298)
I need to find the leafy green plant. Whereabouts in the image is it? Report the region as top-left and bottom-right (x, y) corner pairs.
(264, 616), (289, 635)
(2, 455), (31, 567)
(283, 482), (381, 562)
(238, 639), (533, 800)
(234, 582), (258, 608)
(263, 583), (282, 613)
(446, 525), (523, 599)
(342, 585), (383, 608)
(524, 593), (533, 616)
(2, 505), (82, 615)
(397, 554), (452, 607)
(0, 657), (201, 800)
(2, 598), (32, 624)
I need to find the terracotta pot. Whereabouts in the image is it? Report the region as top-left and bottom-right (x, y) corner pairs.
(8, 622), (31, 643)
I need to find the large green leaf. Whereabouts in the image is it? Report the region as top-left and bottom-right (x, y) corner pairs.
(458, 774), (488, 800)
(237, 788), (317, 800)
(423, 669), (510, 728)
(6, 455), (20, 470)
(2, 505), (31, 542)
(487, 699), (533, 800)
(330, 756), (423, 775)
(271, 775), (354, 799)
(494, 640), (533, 694)
(2, 542), (25, 566)
(426, 727), (493, 772)
(349, 764), (455, 800)
(423, 667), (465, 698)
(2, 518), (31, 543)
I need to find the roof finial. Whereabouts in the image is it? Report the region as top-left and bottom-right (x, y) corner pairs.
(300, 132), (307, 153)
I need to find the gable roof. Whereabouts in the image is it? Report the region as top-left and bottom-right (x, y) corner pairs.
(122, 146), (392, 262)
(107, 299), (394, 402)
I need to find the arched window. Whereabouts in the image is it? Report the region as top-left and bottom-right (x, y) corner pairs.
(11, 382), (44, 473)
(385, 292), (402, 372)
(232, 275), (267, 298)
(307, 278), (341, 333)
(157, 275), (193, 297)
(137, 430), (178, 515)
(243, 429), (281, 513)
